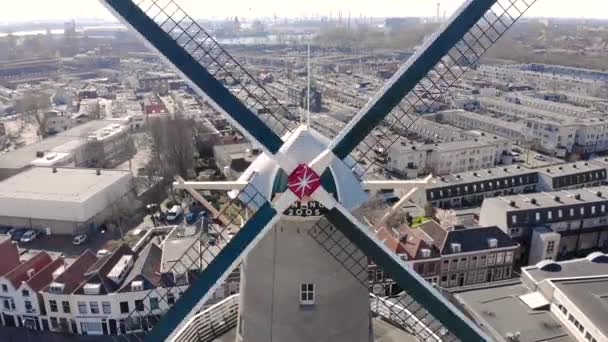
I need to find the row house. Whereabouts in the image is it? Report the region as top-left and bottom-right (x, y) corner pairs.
(479, 186), (608, 265)
(369, 221), (518, 291)
(0, 239), (24, 327)
(0, 251), (53, 328)
(437, 109), (526, 145)
(417, 160), (607, 209)
(387, 138), (508, 177)
(411, 222), (518, 288)
(41, 243), (191, 337)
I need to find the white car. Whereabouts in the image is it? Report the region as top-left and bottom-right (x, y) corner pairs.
(96, 249), (110, 258)
(20, 230), (39, 243)
(165, 205), (183, 222)
(72, 234), (88, 245)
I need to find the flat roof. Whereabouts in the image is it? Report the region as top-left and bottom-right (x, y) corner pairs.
(0, 120), (117, 170)
(524, 254), (608, 283)
(540, 161), (605, 178)
(428, 164), (534, 189)
(456, 283), (576, 342)
(554, 277), (608, 337)
(0, 167), (132, 202)
(484, 185), (608, 211)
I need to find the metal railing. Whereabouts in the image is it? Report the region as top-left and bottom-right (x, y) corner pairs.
(173, 292), (452, 342)
(174, 294), (239, 342)
(370, 293), (443, 342)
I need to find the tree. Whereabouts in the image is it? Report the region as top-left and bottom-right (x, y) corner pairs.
(146, 115), (195, 179)
(435, 208), (458, 228)
(16, 92), (51, 139)
(106, 192), (137, 240)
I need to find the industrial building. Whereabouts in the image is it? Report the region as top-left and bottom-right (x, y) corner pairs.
(0, 120), (132, 181)
(0, 167), (135, 235)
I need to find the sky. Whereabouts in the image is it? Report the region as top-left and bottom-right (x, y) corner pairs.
(2, 0), (608, 23)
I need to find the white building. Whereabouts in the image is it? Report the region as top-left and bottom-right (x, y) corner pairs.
(0, 251), (53, 328)
(437, 109), (526, 145)
(520, 253), (608, 342)
(0, 167), (136, 235)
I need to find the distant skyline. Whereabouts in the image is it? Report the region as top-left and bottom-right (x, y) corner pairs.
(2, 0), (608, 23)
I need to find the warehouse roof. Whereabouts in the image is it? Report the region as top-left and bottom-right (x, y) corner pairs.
(0, 167), (132, 202)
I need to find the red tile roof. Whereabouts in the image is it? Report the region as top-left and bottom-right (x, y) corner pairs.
(0, 239), (20, 276)
(5, 251), (52, 289)
(46, 250), (97, 294)
(26, 257), (65, 292)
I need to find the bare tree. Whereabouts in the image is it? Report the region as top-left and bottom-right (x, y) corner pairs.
(16, 92), (51, 139)
(106, 192), (137, 240)
(146, 115), (195, 179)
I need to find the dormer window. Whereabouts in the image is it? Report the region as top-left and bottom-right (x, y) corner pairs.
(49, 282), (65, 294)
(451, 243), (462, 253)
(83, 283), (101, 295)
(131, 280), (144, 292)
(420, 248), (431, 258)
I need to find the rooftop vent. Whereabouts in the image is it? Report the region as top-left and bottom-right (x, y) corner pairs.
(487, 238), (498, 248)
(546, 169), (551, 173)
(530, 198), (537, 205)
(558, 166), (563, 170)
(573, 164), (577, 168)
(516, 166), (521, 169)
(504, 168), (508, 172)
(509, 200), (516, 207)
(456, 175), (461, 179)
(26, 268), (36, 279)
(554, 196), (561, 202)
(473, 172), (478, 177)
(412, 146), (416, 150)
(574, 194), (581, 200)
(52, 167), (57, 173)
(451, 243), (462, 253)
(96, 169), (101, 176)
(36, 151), (44, 158)
(488, 170), (492, 174)
(536, 260), (561, 272)
(584, 162), (589, 166)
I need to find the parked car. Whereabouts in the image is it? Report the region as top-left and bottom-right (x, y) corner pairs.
(96, 249), (110, 258)
(72, 234), (88, 245)
(9, 228), (28, 242)
(534, 154), (547, 161)
(20, 229), (40, 243)
(166, 205), (183, 222)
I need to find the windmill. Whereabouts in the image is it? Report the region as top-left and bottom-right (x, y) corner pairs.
(101, 0), (535, 341)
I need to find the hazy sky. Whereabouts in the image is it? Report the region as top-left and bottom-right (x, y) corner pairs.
(2, 0), (608, 22)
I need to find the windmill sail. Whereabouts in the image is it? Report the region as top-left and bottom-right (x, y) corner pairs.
(330, 0), (536, 176)
(98, 0), (536, 341)
(103, 0), (297, 155)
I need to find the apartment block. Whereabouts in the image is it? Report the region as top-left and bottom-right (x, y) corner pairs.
(479, 186), (608, 265)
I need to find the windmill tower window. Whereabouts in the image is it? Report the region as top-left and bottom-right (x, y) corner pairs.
(300, 283), (315, 306)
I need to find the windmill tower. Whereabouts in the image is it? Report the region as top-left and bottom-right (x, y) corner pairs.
(100, 0), (536, 341)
